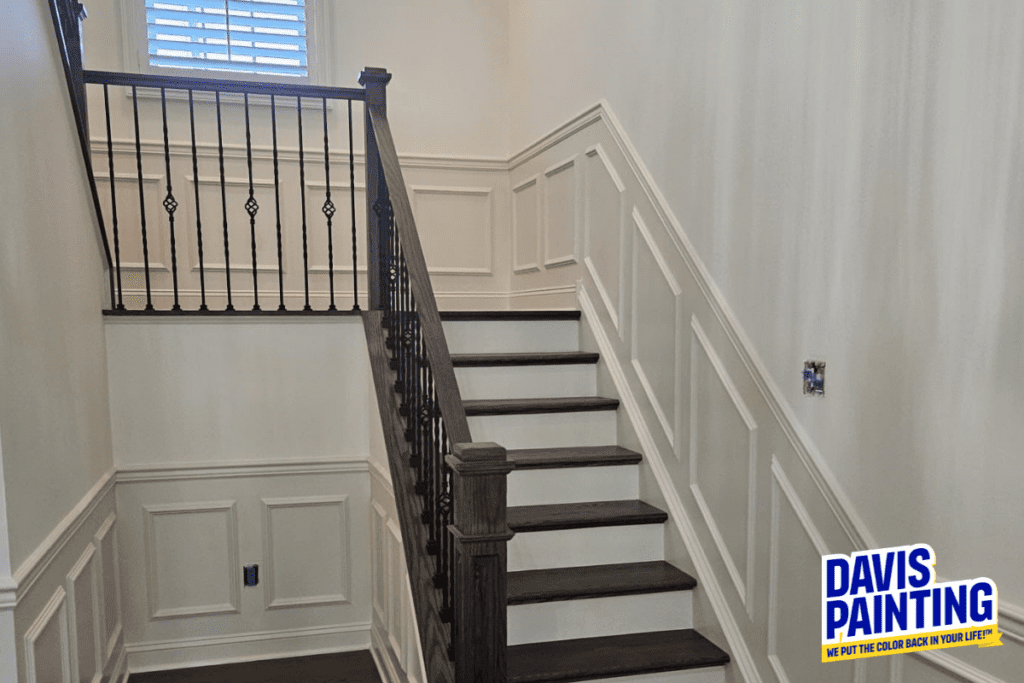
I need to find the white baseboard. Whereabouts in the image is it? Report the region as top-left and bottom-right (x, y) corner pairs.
(126, 622), (371, 674)
(371, 622), (410, 683)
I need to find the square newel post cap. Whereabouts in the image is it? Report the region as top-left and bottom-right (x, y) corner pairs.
(358, 67), (392, 87)
(448, 442), (513, 476)
(359, 67), (392, 109)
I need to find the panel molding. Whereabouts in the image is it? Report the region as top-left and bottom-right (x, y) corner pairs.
(12, 469), (116, 605)
(542, 155), (579, 268)
(261, 495), (351, 609)
(184, 174), (283, 273)
(94, 512), (121, 666)
(630, 206), (682, 447)
(24, 587), (70, 683)
(582, 144), (626, 335)
(371, 501), (389, 626)
(767, 456), (829, 683)
(410, 184), (494, 275)
(143, 501), (241, 620)
(117, 457), (368, 483)
(578, 284), (764, 683)
(689, 315), (757, 616)
(386, 518), (405, 661)
(66, 544), (100, 683)
(94, 173), (170, 272)
(512, 176), (541, 274)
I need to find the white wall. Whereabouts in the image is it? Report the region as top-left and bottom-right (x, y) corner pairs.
(509, 0), (1024, 617)
(0, 1), (124, 681)
(105, 318), (374, 670)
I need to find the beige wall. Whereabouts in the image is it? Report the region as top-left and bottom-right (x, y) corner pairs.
(82, 0), (511, 157)
(0, 0), (115, 575)
(509, 0), (1024, 616)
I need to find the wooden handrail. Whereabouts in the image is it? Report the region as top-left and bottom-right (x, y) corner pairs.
(83, 70), (366, 101)
(363, 83), (511, 683)
(366, 104), (471, 443)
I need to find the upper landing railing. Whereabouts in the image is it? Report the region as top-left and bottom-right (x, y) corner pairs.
(83, 69), (368, 313)
(51, 2), (512, 681)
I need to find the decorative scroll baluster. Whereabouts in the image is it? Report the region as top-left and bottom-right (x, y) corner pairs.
(215, 92), (233, 311)
(159, 88), (181, 311)
(102, 84), (124, 310)
(131, 86), (154, 310)
(349, 100), (360, 310)
(271, 95), (285, 310)
(322, 98), (337, 311)
(244, 93), (260, 311)
(297, 96), (311, 310)
(188, 90), (208, 311)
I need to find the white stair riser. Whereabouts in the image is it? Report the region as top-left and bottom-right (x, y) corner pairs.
(508, 465), (638, 506)
(455, 364), (596, 400)
(468, 411), (616, 450)
(508, 525), (663, 571)
(508, 591), (692, 645)
(574, 668), (726, 683)
(443, 320), (579, 354)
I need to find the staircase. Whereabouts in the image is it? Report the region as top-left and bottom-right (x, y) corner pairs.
(442, 311), (730, 683)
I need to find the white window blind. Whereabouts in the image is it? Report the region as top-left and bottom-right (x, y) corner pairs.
(145, 0), (308, 78)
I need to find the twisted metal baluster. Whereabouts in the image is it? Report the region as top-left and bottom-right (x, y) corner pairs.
(322, 98), (336, 311)
(131, 86), (154, 310)
(102, 84), (124, 310)
(243, 92), (260, 311)
(159, 88), (181, 311)
(271, 95), (285, 310)
(297, 97), (311, 310)
(188, 89), (208, 311)
(215, 92), (233, 311)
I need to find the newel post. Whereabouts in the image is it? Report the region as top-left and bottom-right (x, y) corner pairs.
(446, 442), (515, 683)
(359, 66), (392, 310)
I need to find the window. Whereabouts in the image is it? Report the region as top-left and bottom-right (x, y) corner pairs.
(146, 0), (306, 78)
(123, 0), (329, 82)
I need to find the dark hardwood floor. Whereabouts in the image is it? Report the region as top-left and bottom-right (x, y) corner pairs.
(127, 650), (383, 683)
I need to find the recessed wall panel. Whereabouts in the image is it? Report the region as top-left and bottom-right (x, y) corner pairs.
(304, 181), (367, 273)
(25, 589), (69, 683)
(413, 186), (493, 274)
(186, 176), (280, 271)
(96, 173), (168, 271)
(371, 502), (388, 625)
(263, 496), (350, 609)
(543, 157), (578, 267)
(583, 146), (625, 327)
(690, 318), (756, 609)
(769, 460), (852, 683)
(512, 177), (540, 273)
(631, 209), (680, 445)
(144, 501), (240, 619)
(67, 547), (99, 683)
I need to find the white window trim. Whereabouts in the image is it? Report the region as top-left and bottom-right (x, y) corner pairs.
(119, 0), (333, 87)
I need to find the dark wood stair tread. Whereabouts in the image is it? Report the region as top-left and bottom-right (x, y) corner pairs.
(452, 351), (599, 367)
(440, 310), (580, 321)
(508, 561), (696, 605)
(509, 445), (641, 469)
(508, 629), (730, 683)
(508, 500), (667, 532)
(464, 396), (619, 416)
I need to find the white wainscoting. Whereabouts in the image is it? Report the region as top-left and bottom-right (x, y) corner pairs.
(369, 463), (426, 683)
(90, 140), (510, 311)
(116, 459), (371, 673)
(9, 470), (127, 683)
(511, 101), (1022, 683)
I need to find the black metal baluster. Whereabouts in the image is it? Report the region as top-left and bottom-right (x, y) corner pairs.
(322, 98), (337, 311)
(244, 93), (260, 311)
(102, 85), (124, 310)
(349, 100), (359, 310)
(271, 95), (285, 310)
(188, 90), (208, 311)
(131, 86), (154, 310)
(216, 92), (233, 311)
(160, 88), (181, 311)
(297, 97), (311, 310)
